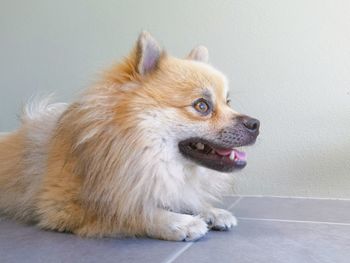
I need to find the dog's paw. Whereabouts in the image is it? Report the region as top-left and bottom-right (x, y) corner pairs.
(159, 215), (208, 241)
(201, 208), (237, 231)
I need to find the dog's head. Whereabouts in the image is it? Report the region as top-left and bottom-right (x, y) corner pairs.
(105, 32), (260, 173)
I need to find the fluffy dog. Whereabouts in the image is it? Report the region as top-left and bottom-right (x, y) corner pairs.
(0, 32), (259, 241)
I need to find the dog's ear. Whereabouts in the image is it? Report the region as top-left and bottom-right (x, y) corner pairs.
(135, 31), (163, 76)
(187, 46), (209, 63)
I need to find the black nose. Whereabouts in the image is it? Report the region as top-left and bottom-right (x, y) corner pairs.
(243, 117), (260, 133)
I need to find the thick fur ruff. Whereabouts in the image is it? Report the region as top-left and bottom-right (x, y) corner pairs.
(0, 32), (257, 241)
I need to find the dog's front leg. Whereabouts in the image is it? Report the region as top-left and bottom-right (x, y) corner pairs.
(145, 208), (208, 241)
(199, 206), (238, 231)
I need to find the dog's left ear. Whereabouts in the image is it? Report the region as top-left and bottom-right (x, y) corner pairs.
(136, 31), (163, 76)
(187, 46), (209, 63)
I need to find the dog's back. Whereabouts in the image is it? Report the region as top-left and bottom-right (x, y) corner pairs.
(0, 98), (67, 221)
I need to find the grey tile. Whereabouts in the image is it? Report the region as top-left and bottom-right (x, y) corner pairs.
(0, 197), (239, 263)
(0, 219), (187, 263)
(232, 197), (350, 223)
(217, 196), (240, 209)
(173, 219), (350, 263)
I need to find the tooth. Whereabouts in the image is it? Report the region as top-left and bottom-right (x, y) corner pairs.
(196, 143), (204, 150)
(229, 151), (235, 161)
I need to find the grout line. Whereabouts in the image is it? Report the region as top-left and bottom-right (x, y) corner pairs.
(163, 198), (243, 263)
(226, 194), (350, 201)
(237, 217), (350, 226)
(163, 242), (194, 263)
(227, 196), (243, 210)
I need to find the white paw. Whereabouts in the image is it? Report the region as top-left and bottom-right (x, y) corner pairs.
(157, 215), (208, 241)
(201, 208), (237, 231)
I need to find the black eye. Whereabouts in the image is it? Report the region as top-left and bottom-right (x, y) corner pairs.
(193, 99), (210, 114)
(226, 98), (231, 105)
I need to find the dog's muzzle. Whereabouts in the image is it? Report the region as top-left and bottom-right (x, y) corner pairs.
(178, 116), (260, 173)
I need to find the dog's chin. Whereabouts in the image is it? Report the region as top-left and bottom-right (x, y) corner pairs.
(178, 137), (253, 173)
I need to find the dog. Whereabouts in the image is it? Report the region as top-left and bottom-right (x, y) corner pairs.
(0, 32), (259, 241)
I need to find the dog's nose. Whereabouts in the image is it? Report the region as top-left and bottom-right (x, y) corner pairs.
(242, 117), (260, 133)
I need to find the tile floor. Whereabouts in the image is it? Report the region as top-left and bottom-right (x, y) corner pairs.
(1, 196), (350, 263)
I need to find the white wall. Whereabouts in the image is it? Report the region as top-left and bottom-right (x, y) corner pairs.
(1, 0), (349, 198)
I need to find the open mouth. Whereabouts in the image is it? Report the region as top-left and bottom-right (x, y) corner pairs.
(178, 138), (248, 173)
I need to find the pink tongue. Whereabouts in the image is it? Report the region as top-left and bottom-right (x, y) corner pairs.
(215, 149), (247, 161)
(215, 149), (233, 156)
(234, 149), (247, 161)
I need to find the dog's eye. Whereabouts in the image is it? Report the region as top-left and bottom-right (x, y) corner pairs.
(193, 99), (210, 114)
(226, 98), (231, 105)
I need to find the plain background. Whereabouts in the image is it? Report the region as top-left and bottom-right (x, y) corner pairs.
(0, 0), (349, 198)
